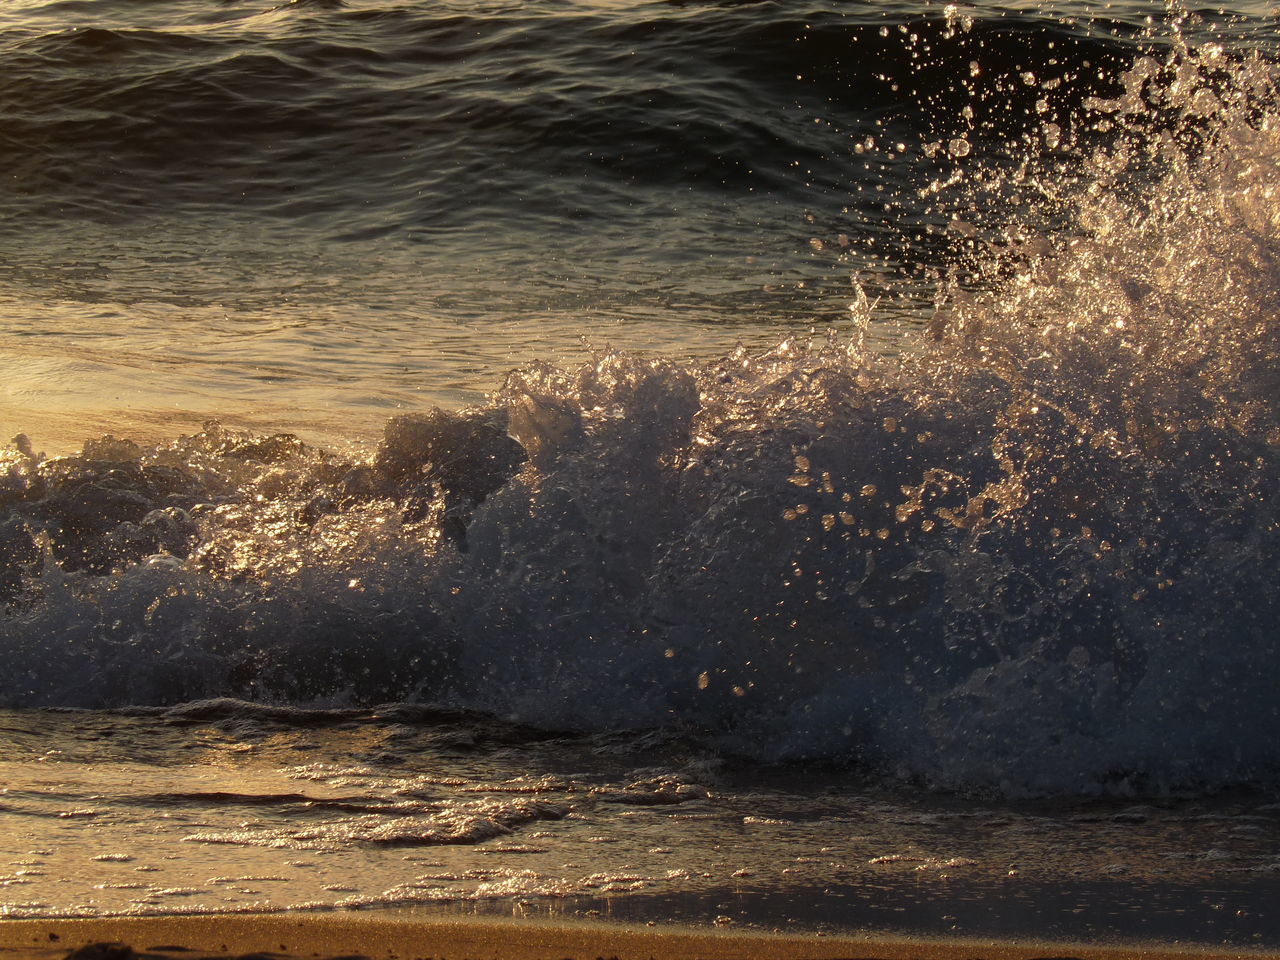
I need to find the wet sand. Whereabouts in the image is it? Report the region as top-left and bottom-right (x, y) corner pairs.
(1, 915), (1278, 960)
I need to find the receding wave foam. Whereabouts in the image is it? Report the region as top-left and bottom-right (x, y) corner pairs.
(3, 32), (1279, 797)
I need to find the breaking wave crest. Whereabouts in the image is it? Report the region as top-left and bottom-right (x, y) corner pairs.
(3, 32), (1279, 796)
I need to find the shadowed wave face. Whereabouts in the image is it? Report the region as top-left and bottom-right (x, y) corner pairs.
(1, 2), (1279, 797)
(0, 1), (1139, 225)
(0, 0), (1172, 276)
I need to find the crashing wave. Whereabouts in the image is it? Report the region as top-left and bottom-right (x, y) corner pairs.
(2, 32), (1278, 797)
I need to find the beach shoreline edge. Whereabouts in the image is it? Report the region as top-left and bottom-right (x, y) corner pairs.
(1, 913), (1277, 960)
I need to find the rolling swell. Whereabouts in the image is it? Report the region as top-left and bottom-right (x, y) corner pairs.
(0, 1), (1144, 231)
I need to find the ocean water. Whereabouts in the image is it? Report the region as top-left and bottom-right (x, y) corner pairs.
(2, 0), (1280, 944)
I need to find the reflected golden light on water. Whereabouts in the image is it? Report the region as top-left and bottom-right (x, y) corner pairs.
(0, 398), (384, 459)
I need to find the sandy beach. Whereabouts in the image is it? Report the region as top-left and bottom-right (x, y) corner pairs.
(2, 915), (1279, 960)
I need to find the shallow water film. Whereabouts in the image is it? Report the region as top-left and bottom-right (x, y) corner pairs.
(1, 703), (1279, 944)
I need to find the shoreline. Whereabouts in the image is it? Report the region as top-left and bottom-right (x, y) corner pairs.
(1, 914), (1278, 960)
